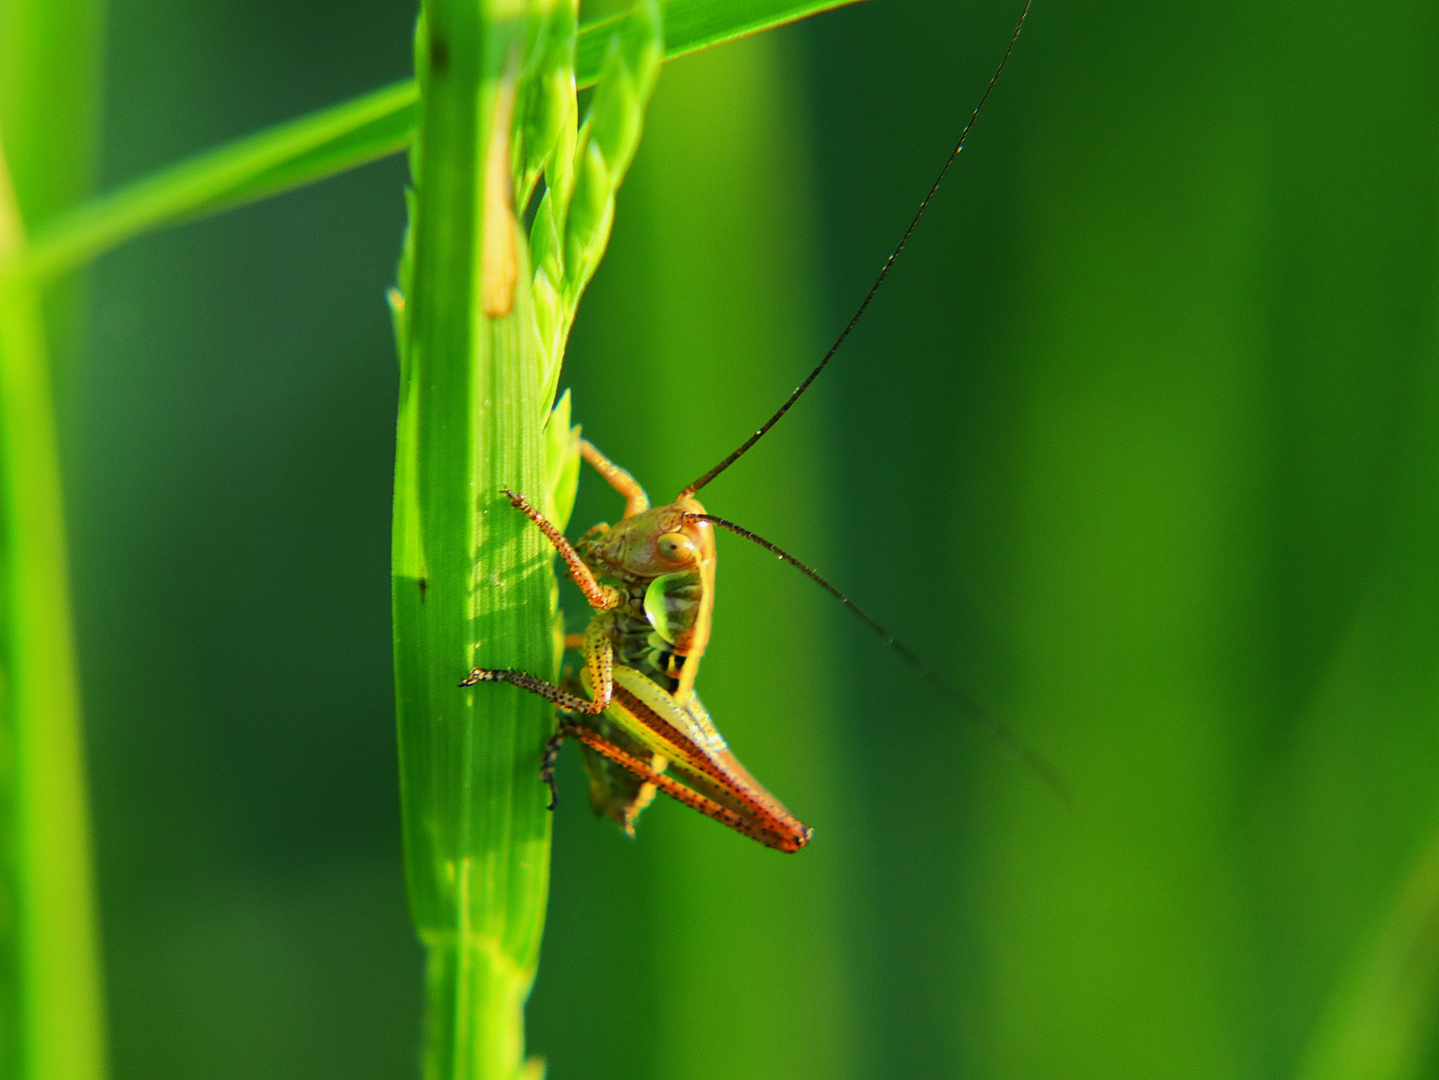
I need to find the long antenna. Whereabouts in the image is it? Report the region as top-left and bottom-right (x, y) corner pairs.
(689, 512), (1071, 804)
(679, 0), (1035, 499)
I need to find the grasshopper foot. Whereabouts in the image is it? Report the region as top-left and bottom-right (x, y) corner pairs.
(540, 729), (569, 811)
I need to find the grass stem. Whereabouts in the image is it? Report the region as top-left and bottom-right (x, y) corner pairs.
(0, 133), (106, 1080)
(393, 3), (555, 1077)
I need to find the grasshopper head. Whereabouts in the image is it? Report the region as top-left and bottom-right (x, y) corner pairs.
(580, 497), (715, 584)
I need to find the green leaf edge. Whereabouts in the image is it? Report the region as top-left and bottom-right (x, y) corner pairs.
(1298, 822), (1439, 1080)
(4, 0), (861, 287)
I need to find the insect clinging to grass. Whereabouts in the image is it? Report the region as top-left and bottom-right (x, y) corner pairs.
(463, 0), (1057, 852)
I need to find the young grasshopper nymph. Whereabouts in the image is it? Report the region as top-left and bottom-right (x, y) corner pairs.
(464, 0), (1043, 852)
(464, 439), (812, 852)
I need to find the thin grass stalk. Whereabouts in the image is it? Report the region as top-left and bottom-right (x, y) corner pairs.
(393, 3), (554, 1077)
(0, 137), (106, 1080)
(393, 0), (661, 1068)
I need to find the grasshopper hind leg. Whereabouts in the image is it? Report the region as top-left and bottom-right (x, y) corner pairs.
(532, 714), (662, 834)
(542, 670), (662, 834)
(572, 714), (661, 835)
(538, 665), (595, 813)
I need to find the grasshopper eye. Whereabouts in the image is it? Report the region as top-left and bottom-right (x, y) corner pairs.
(644, 572), (703, 646)
(656, 531), (695, 563)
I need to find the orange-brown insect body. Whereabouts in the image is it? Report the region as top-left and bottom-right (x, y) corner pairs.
(462, 444), (812, 853)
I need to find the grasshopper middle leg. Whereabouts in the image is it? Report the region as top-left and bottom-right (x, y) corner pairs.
(462, 619), (616, 714)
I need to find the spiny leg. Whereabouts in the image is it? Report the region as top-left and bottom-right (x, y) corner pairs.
(478, 490), (633, 804)
(566, 723), (805, 853)
(510, 664), (591, 811)
(460, 667), (594, 709)
(462, 624), (615, 715)
(464, 639), (610, 807)
(580, 439), (650, 518)
(579, 620), (615, 712)
(539, 726), (572, 810)
(498, 487), (622, 612)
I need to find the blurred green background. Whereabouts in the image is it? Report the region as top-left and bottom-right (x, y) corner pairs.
(57, 0), (1439, 1077)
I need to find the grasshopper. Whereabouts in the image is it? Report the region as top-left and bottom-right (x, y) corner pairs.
(464, 0), (1041, 852)
(464, 443), (812, 852)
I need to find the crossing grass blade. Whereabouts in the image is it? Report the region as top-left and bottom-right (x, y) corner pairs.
(8, 0), (862, 291)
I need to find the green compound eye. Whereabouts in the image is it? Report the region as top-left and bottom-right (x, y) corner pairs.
(643, 572), (702, 645)
(656, 531), (695, 563)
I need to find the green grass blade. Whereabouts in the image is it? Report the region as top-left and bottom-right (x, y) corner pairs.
(0, 141), (105, 1080)
(11, 80), (419, 287)
(392, 3), (551, 1075)
(0, 0), (105, 228)
(577, 0), (860, 80)
(8, 0), (860, 290)
(391, 0), (657, 1074)
(530, 0), (663, 406)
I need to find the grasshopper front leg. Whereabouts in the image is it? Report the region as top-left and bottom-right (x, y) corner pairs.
(494, 487), (623, 612)
(462, 489), (619, 717)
